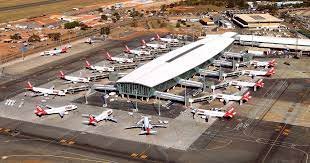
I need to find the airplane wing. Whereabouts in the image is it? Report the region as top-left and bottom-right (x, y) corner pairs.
(49, 85), (55, 90)
(31, 92), (44, 97)
(139, 130), (157, 135)
(58, 111), (65, 118)
(152, 124), (167, 128)
(125, 125), (142, 129)
(45, 105), (54, 109)
(104, 116), (117, 123)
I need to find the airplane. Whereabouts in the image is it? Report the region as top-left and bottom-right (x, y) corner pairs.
(215, 91), (251, 105)
(141, 39), (166, 49)
(105, 52), (133, 63)
(26, 81), (66, 96)
(82, 109), (117, 125)
(155, 34), (179, 43)
(59, 71), (89, 84)
(242, 67), (275, 78)
(125, 116), (166, 135)
(229, 79), (264, 91)
(85, 38), (95, 44)
(192, 107), (236, 122)
(85, 60), (114, 73)
(40, 47), (68, 56)
(123, 45), (151, 56)
(34, 104), (77, 118)
(250, 59), (276, 68)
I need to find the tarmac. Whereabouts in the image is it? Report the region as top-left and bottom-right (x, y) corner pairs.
(0, 33), (309, 162)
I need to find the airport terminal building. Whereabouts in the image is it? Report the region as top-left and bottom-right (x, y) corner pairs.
(116, 33), (236, 98)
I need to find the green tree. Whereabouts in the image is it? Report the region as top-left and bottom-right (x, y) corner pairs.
(101, 14), (108, 20)
(176, 22), (181, 28)
(48, 33), (61, 41)
(10, 33), (22, 40)
(100, 26), (110, 35)
(28, 34), (41, 42)
(64, 21), (80, 29)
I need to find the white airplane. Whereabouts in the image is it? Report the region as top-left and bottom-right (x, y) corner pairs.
(105, 52), (133, 63)
(124, 45), (151, 56)
(40, 47), (68, 56)
(215, 91), (252, 105)
(141, 39), (166, 49)
(125, 116), (166, 135)
(85, 60), (114, 73)
(26, 81), (66, 96)
(229, 79), (264, 91)
(59, 71), (89, 84)
(155, 34), (179, 43)
(82, 109), (117, 125)
(192, 107), (236, 122)
(85, 38), (95, 44)
(34, 104), (77, 118)
(242, 67), (275, 78)
(250, 59), (276, 68)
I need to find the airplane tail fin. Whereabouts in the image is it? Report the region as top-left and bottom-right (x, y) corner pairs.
(59, 71), (65, 78)
(224, 108), (236, 118)
(140, 128), (157, 135)
(269, 59), (276, 66)
(61, 47), (67, 53)
(85, 60), (91, 68)
(106, 52), (112, 60)
(155, 34), (160, 40)
(255, 79), (264, 88)
(266, 67), (275, 76)
(88, 114), (97, 125)
(141, 39), (146, 45)
(124, 45), (130, 52)
(34, 105), (47, 116)
(26, 81), (33, 90)
(242, 91), (251, 101)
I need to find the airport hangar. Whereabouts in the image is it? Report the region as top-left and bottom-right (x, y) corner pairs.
(115, 33), (236, 100)
(232, 13), (283, 28)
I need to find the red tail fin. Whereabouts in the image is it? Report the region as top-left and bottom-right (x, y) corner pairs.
(59, 71), (65, 78)
(242, 92), (251, 101)
(269, 59), (276, 66)
(255, 79), (264, 88)
(266, 67), (275, 76)
(146, 127), (151, 134)
(26, 81), (33, 90)
(156, 34), (160, 40)
(89, 115), (97, 124)
(224, 108), (236, 118)
(85, 60), (91, 68)
(34, 106), (47, 116)
(106, 52), (112, 60)
(61, 47), (67, 53)
(141, 39), (146, 45)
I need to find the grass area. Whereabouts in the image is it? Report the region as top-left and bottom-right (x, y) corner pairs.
(0, 0), (120, 23)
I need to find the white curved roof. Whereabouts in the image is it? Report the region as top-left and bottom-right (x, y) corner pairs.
(237, 35), (310, 46)
(117, 33), (235, 88)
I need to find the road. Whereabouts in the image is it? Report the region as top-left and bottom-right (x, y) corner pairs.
(0, 0), (71, 12)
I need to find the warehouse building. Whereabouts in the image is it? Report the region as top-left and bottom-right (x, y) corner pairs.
(232, 13), (283, 28)
(116, 33), (236, 98)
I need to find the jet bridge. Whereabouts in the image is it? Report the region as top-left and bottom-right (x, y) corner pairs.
(154, 91), (185, 102)
(177, 79), (203, 88)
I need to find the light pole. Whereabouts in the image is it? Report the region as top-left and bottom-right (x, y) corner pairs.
(135, 89), (138, 111)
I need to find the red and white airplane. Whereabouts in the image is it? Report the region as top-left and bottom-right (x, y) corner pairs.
(192, 107), (236, 122)
(105, 52), (133, 63)
(59, 71), (89, 84)
(26, 81), (66, 96)
(229, 79), (264, 91)
(155, 34), (179, 43)
(141, 39), (166, 49)
(82, 109), (117, 125)
(125, 116), (166, 135)
(124, 45), (151, 56)
(242, 67), (275, 78)
(35, 104), (77, 118)
(215, 91), (251, 105)
(250, 59), (276, 68)
(85, 60), (114, 73)
(40, 47), (68, 56)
